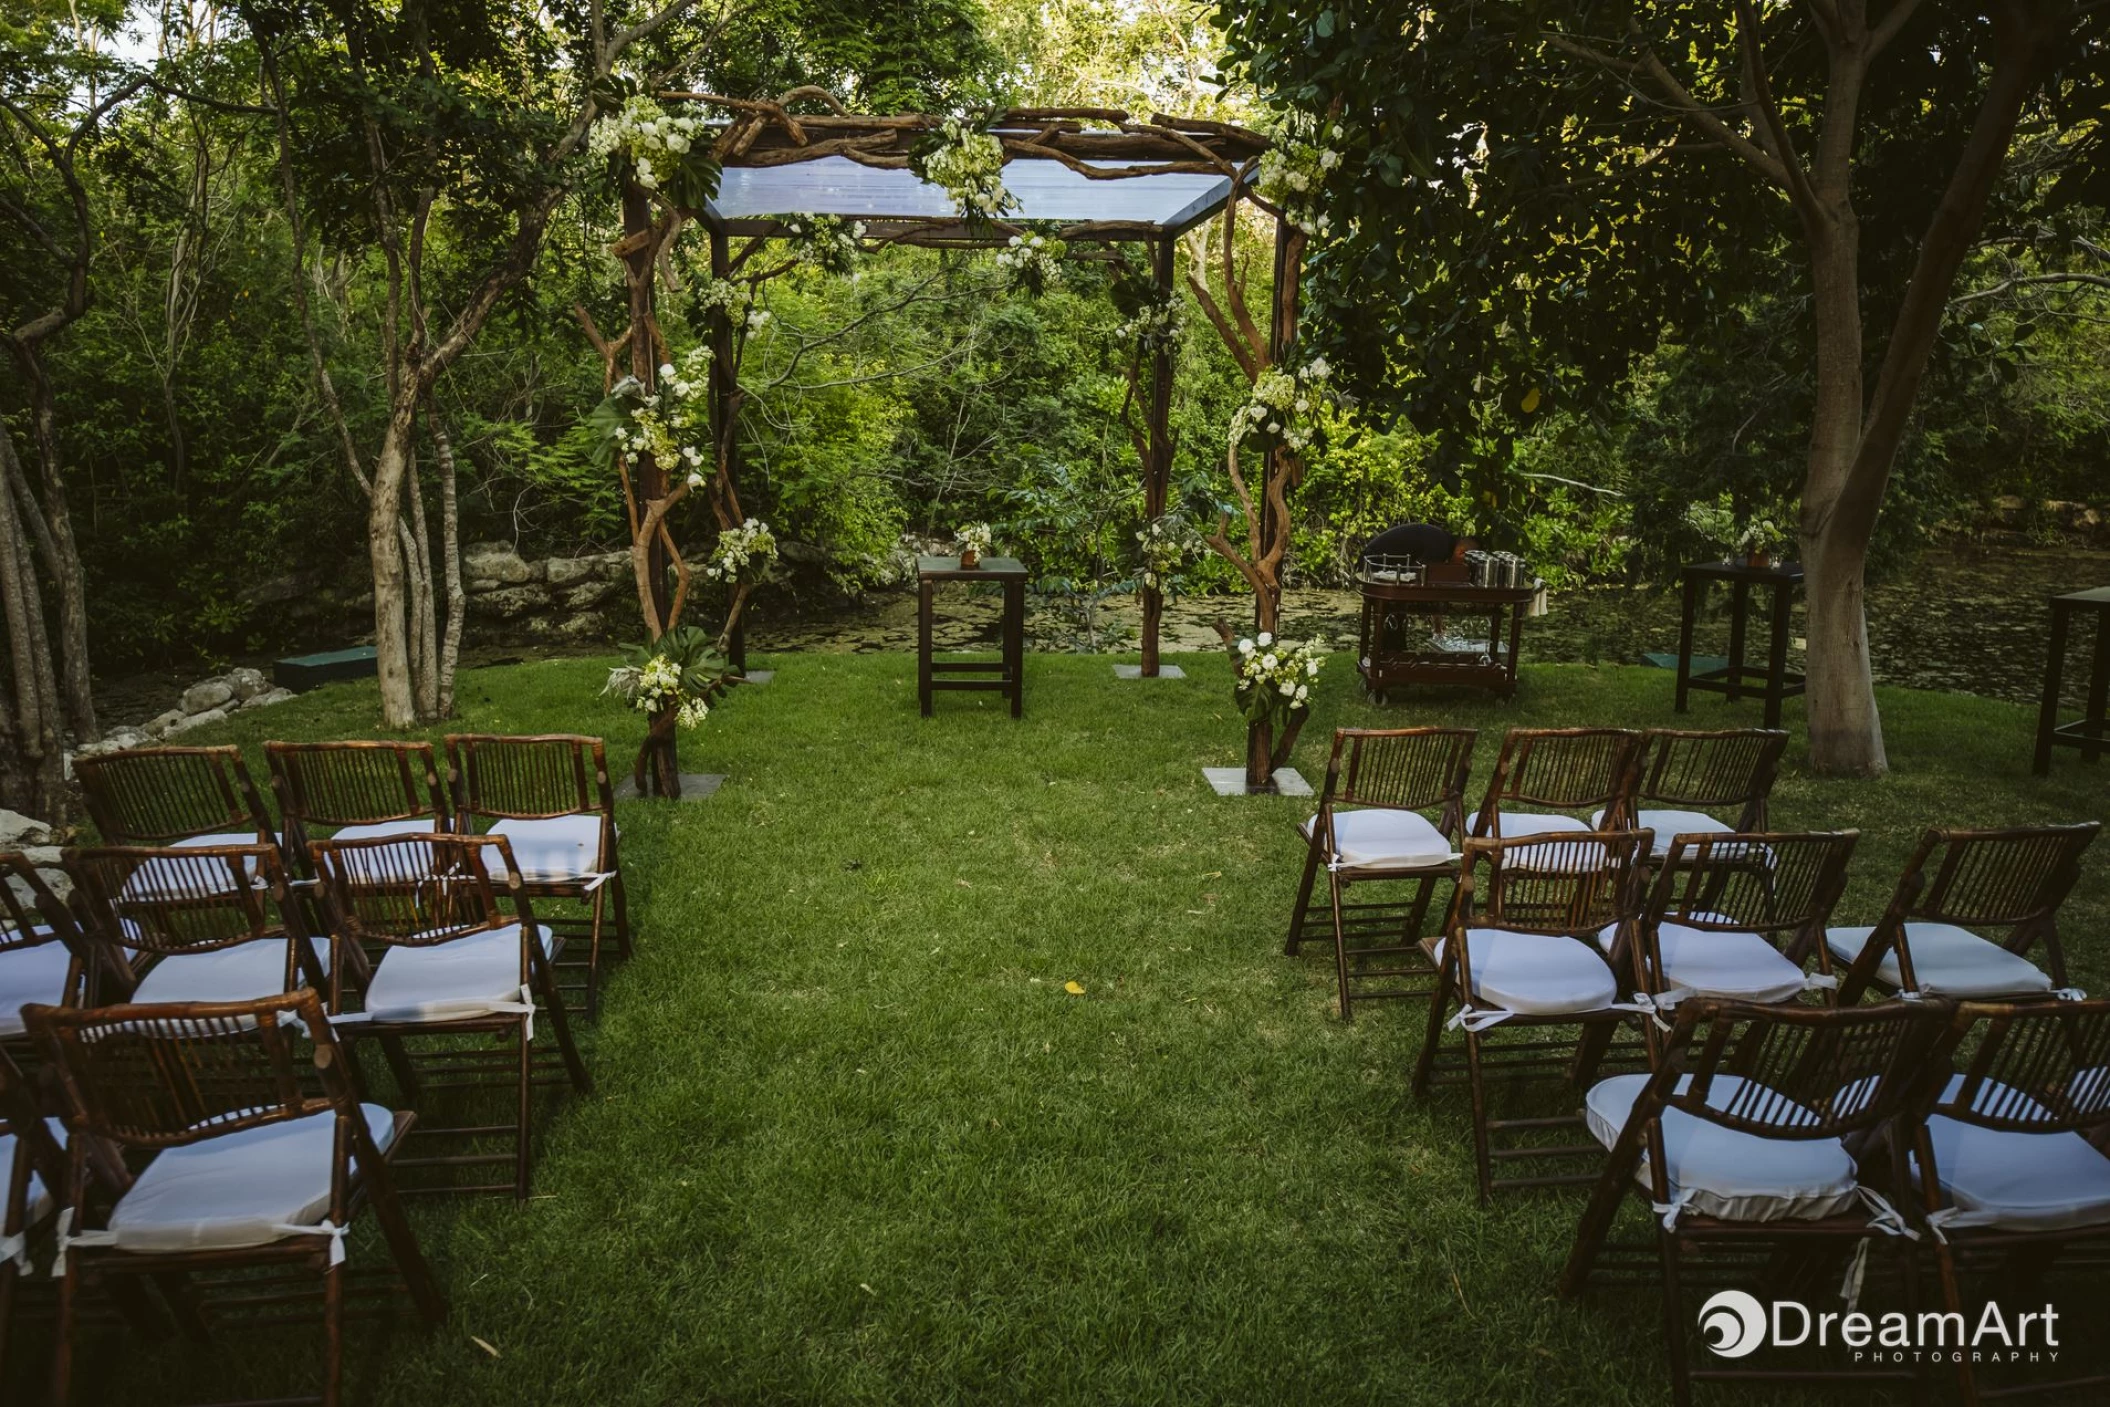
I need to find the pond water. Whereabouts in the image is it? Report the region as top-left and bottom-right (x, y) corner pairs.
(751, 543), (2110, 709)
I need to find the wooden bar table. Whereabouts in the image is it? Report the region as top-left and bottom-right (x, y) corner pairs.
(1675, 561), (1805, 729)
(2032, 585), (2110, 775)
(917, 555), (1028, 718)
(1356, 571), (1536, 701)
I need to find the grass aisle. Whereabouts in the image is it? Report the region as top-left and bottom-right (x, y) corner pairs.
(77, 653), (2107, 1406)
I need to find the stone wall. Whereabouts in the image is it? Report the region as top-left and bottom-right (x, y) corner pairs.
(461, 542), (635, 644)
(76, 665), (296, 760)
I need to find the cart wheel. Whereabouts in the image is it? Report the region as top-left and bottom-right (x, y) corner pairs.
(1372, 690), (1389, 706)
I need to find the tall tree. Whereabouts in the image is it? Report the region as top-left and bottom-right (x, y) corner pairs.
(1213, 0), (2110, 774)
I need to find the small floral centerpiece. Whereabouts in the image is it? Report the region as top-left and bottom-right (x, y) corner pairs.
(1136, 513), (1203, 595)
(587, 93), (720, 213)
(1231, 631), (1324, 787)
(955, 522), (994, 568)
(604, 626), (725, 732)
(1230, 356), (1333, 454)
(913, 116), (1015, 224)
(780, 212), (866, 276)
(995, 232), (1066, 296)
(1257, 114), (1347, 239)
(1685, 493), (1789, 566)
(587, 346), (712, 478)
(704, 518), (778, 585)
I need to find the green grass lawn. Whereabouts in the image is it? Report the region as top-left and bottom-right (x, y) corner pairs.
(46, 652), (2110, 1405)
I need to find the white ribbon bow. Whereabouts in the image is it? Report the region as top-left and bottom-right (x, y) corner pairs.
(51, 1207), (116, 1278)
(273, 1218), (348, 1266)
(0, 1228), (27, 1273)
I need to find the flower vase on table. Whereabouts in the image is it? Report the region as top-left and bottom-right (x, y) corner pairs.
(955, 523), (993, 570)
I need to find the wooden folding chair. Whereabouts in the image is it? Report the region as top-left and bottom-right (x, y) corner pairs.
(1623, 728), (1789, 863)
(1412, 828), (1655, 1200)
(73, 745), (274, 850)
(25, 990), (447, 1406)
(1467, 726), (1646, 844)
(1907, 999), (2110, 1405)
(1286, 727), (1475, 1020)
(445, 734), (628, 1018)
(310, 833), (590, 1200)
(1, 854), (92, 1062)
(0, 1043), (69, 1384)
(266, 741), (452, 872)
(1828, 823), (2100, 1006)
(65, 845), (326, 1009)
(1561, 999), (1955, 1407)
(1628, 831), (1860, 1063)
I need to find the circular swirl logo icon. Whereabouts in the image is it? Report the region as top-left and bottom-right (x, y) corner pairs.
(1698, 1290), (1768, 1358)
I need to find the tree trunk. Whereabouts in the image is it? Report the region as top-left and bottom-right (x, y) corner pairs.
(403, 441), (440, 720)
(429, 406), (466, 717)
(5, 348), (98, 742)
(1245, 719), (1273, 788)
(0, 421), (64, 818)
(368, 397), (422, 728)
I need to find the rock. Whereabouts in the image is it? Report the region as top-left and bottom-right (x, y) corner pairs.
(555, 613), (614, 642)
(144, 708), (186, 736)
(544, 556), (598, 588)
(0, 809), (52, 848)
(105, 727), (145, 750)
(245, 687), (296, 709)
(563, 578), (619, 611)
(470, 584), (549, 620)
(226, 666), (271, 700)
(779, 538), (829, 565)
(462, 541), (534, 588)
(183, 679), (235, 714)
(168, 706), (228, 733)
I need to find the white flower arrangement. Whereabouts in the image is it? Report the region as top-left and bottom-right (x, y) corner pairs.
(1135, 513), (1203, 592)
(955, 522), (994, 558)
(780, 212), (865, 275)
(704, 518), (778, 585)
(1257, 115), (1346, 238)
(1115, 290), (1185, 352)
(1232, 632), (1324, 729)
(1229, 355), (1333, 453)
(995, 231), (1066, 293)
(589, 96), (711, 202)
(605, 654), (710, 729)
(916, 117), (1015, 222)
(600, 346), (712, 476)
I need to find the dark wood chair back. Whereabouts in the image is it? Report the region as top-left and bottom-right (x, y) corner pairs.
(1634, 728), (1788, 830)
(1, 852), (97, 1018)
(1647, 830), (1859, 960)
(308, 834), (535, 1013)
(1470, 727), (1645, 837)
(65, 844), (320, 996)
(1454, 829), (1650, 940)
(444, 734), (613, 824)
(1924, 998), (2110, 1138)
(74, 745), (273, 847)
(1658, 998), (1954, 1143)
(1322, 726), (1476, 827)
(1870, 823), (2100, 990)
(266, 740), (449, 858)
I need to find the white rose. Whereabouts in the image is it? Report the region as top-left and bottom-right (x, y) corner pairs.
(1257, 632), (1273, 646)
(1261, 654), (1278, 670)
(1279, 681), (1296, 697)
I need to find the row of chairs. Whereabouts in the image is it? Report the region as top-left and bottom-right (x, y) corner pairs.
(0, 736), (631, 1404)
(1287, 724), (2107, 1402)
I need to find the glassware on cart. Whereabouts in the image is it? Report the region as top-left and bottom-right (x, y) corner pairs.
(1363, 553), (1426, 585)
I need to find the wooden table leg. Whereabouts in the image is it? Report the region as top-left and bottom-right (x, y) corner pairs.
(1726, 580), (1751, 702)
(1006, 579), (1024, 718)
(2084, 608), (2110, 763)
(918, 578), (934, 718)
(1763, 579), (1792, 730)
(2034, 602), (2069, 776)
(1505, 602), (1524, 698)
(1674, 575), (1699, 713)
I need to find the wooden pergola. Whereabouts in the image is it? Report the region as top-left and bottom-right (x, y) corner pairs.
(665, 103), (1286, 676)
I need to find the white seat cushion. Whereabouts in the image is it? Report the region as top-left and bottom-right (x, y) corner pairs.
(133, 939), (328, 1007)
(0, 935), (72, 1038)
(1918, 1074), (2110, 1233)
(1587, 1073), (1862, 1223)
(482, 816), (606, 884)
(1600, 921), (1809, 1004)
(1825, 922), (2053, 998)
(1433, 929), (1618, 1015)
(119, 834), (275, 900)
(105, 1105), (396, 1255)
(0, 1117), (64, 1232)
(361, 924), (556, 1026)
(1300, 808), (1452, 870)
(1594, 808), (1734, 859)
(329, 817), (439, 843)
(1467, 810), (1590, 841)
